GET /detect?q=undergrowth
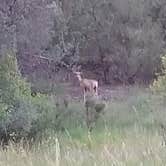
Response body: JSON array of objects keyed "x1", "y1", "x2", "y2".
[{"x1": 1, "y1": 87, "x2": 166, "y2": 166}]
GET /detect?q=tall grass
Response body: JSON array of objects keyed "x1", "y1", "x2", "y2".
[{"x1": 1, "y1": 87, "x2": 166, "y2": 166}]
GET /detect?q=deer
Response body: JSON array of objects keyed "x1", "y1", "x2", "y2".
[{"x1": 73, "y1": 71, "x2": 98, "y2": 103}]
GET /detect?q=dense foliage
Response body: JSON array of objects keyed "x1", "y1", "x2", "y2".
[
  {"x1": 0, "y1": 54, "x2": 60, "y2": 143},
  {"x1": 0, "y1": 0, "x2": 166, "y2": 85}
]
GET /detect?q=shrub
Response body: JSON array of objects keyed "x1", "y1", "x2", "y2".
[
  {"x1": 84, "y1": 93, "x2": 106, "y2": 131},
  {"x1": 0, "y1": 53, "x2": 60, "y2": 144},
  {"x1": 151, "y1": 55, "x2": 166, "y2": 97}
]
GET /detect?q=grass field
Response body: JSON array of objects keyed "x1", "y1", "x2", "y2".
[{"x1": 1, "y1": 86, "x2": 166, "y2": 166}]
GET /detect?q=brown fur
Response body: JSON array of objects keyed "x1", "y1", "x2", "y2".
[{"x1": 73, "y1": 71, "x2": 98, "y2": 102}]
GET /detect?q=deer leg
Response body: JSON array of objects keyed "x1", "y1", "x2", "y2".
[
  {"x1": 94, "y1": 86, "x2": 98, "y2": 96},
  {"x1": 96, "y1": 88, "x2": 98, "y2": 96},
  {"x1": 83, "y1": 89, "x2": 86, "y2": 103},
  {"x1": 84, "y1": 87, "x2": 88, "y2": 103},
  {"x1": 86, "y1": 106, "x2": 89, "y2": 128}
]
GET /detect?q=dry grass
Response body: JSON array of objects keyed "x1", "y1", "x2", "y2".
[
  {"x1": 1, "y1": 86, "x2": 166, "y2": 166},
  {"x1": 0, "y1": 131, "x2": 165, "y2": 166}
]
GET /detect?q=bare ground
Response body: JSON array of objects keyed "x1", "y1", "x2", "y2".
[{"x1": 58, "y1": 83, "x2": 135, "y2": 102}]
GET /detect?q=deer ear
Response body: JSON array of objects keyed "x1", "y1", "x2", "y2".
[{"x1": 77, "y1": 65, "x2": 81, "y2": 70}]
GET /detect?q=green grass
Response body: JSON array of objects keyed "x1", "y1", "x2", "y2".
[{"x1": 1, "y1": 86, "x2": 166, "y2": 166}]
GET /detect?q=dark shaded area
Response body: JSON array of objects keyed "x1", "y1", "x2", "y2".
[{"x1": 0, "y1": 0, "x2": 165, "y2": 87}]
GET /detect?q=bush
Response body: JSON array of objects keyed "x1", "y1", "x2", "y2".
[
  {"x1": 151, "y1": 55, "x2": 166, "y2": 99},
  {"x1": 0, "y1": 53, "x2": 60, "y2": 144},
  {"x1": 84, "y1": 93, "x2": 106, "y2": 131}
]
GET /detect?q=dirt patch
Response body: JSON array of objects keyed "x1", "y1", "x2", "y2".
[{"x1": 58, "y1": 83, "x2": 131, "y2": 102}]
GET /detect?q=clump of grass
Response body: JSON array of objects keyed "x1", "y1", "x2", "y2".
[{"x1": 0, "y1": 127, "x2": 165, "y2": 166}]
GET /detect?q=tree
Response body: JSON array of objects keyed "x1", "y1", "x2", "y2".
[{"x1": 1, "y1": 0, "x2": 165, "y2": 84}]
